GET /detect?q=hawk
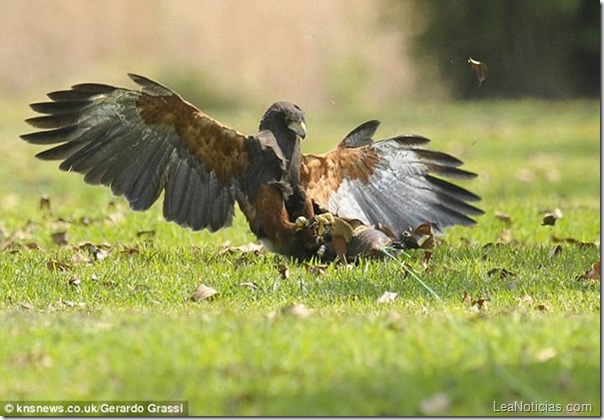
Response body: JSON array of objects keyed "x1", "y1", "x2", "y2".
[{"x1": 21, "y1": 74, "x2": 482, "y2": 260}]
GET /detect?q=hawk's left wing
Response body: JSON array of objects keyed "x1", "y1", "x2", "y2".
[{"x1": 301, "y1": 121, "x2": 483, "y2": 236}]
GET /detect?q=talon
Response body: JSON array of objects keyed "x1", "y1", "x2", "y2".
[
  {"x1": 295, "y1": 216, "x2": 309, "y2": 231},
  {"x1": 316, "y1": 213, "x2": 335, "y2": 226},
  {"x1": 315, "y1": 213, "x2": 335, "y2": 236}
]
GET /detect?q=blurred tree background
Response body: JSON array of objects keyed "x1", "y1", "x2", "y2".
[
  {"x1": 0, "y1": 0, "x2": 599, "y2": 110},
  {"x1": 391, "y1": 0, "x2": 600, "y2": 99}
]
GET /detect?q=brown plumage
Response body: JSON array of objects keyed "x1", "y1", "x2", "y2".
[{"x1": 21, "y1": 74, "x2": 482, "y2": 261}]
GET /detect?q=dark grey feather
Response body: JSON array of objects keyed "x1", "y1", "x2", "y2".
[{"x1": 339, "y1": 120, "x2": 380, "y2": 148}]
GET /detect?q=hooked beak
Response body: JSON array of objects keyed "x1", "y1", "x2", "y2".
[{"x1": 288, "y1": 120, "x2": 307, "y2": 139}]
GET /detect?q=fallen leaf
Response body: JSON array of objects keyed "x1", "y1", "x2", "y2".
[
  {"x1": 494, "y1": 211, "x2": 512, "y2": 225},
  {"x1": 67, "y1": 275, "x2": 81, "y2": 286},
  {"x1": 498, "y1": 228, "x2": 513, "y2": 244},
  {"x1": 77, "y1": 242, "x2": 112, "y2": 262},
  {"x1": 517, "y1": 294, "x2": 534, "y2": 304},
  {"x1": 277, "y1": 264, "x2": 290, "y2": 280},
  {"x1": 422, "y1": 250, "x2": 433, "y2": 269},
  {"x1": 304, "y1": 262, "x2": 327, "y2": 276},
  {"x1": 541, "y1": 208, "x2": 563, "y2": 226},
  {"x1": 71, "y1": 251, "x2": 94, "y2": 266},
  {"x1": 413, "y1": 223, "x2": 434, "y2": 236},
  {"x1": 12, "y1": 351, "x2": 53, "y2": 368},
  {"x1": 280, "y1": 304, "x2": 312, "y2": 318},
  {"x1": 19, "y1": 302, "x2": 34, "y2": 310},
  {"x1": 548, "y1": 245, "x2": 563, "y2": 258},
  {"x1": 471, "y1": 298, "x2": 489, "y2": 311},
  {"x1": 39, "y1": 195, "x2": 51, "y2": 213},
  {"x1": 190, "y1": 284, "x2": 219, "y2": 302},
  {"x1": 46, "y1": 260, "x2": 72, "y2": 272},
  {"x1": 24, "y1": 242, "x2": 43, "y2": 251},
  {"x1": 59, "y1": 299, "x2": 86, "y2": 309},
  {"x1": 408, "y1": 223, "x2": 437, "y2": 249},
  {"x1": 219, "y1": 242, "x2": 265, "y2": 255},
  {"x1": 462, "y1": 291, "x2": 472, "y2": 305},
  {"x1": 551, "y1": 235, "x2": 597, "y2": 249},
  {"x1": 51, "y1": 231, "x2": 69, "y2": 246},
  {"x1": 579, "y1": 260, "x2": 600, "y2": 281},
  {"x1": 419, "y1": 392, "x2": 451, "y2": 415},
  {"x1": 136, "y1": 230, "x2": 156, "y2": 239},
  {"x1": 535, "y1": 347, "x2": 557, "y2": 362},
  {"x1": 385, "y1": 311, "x2": 406, "y2": 331},
  {"x1": 238, "y1": 281, "x2": 258, "y2": 290},
  {"x1": 377, "y1": 291, "x2": 398, "y2": 304},
  {"x1": 106, "y1": 211, "x2": 125, "y2": 225},
  {"x1": 120, "y1": 245, "x2": 141, "y2": 255},
  {"x1": 468, "y1": 57, "x2": 488, "y2": 87},
  {"x1": 487, "y1": 267, "x2": 516, "y2": 278}
]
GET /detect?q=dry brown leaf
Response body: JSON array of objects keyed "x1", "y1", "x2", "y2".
[
  {"x1": 462, "y1": 291, "x2": 472, "y2": 305},
  {"x1": 136, "y1": 230, "x2": 156, "y2": 239},
  {"x1": 548, "y1": 245, "x2": 563, "y2": 258},
  {"x1": 384, "y1": 311, "x2": 406, "y2": 331},
  {"x1": 494, "y1": 211, "x2": 512, "y2": 225},
  {"x1": 579, "y1": 260, "x2": 600, "y2": 281},
  {"x1": 51, "y1": 231, "x2": 69, "y2": 246},
  {"x1": 77, "y1": 242, "x2": 112, "y2": 262},
  {"x1": 487, "y1": 267, "x2": 516, "y2": 278},
  {"x1": 280, "y1": 304, "x2": 312, "y2": 318},
  {"x1": 304, "y1": 262, "x2": 327, "y2": 276},
  {"x1": 468, "y1": 57, "x2": 488, "y2": 87},
  {"x1": 422, "y1": 250, "x2": 433, "y2": 269},
  {"x1": 541, "y1": 208, "x2": 563, "y2": 226},
  {"x1": 59, "y1": 299, "x2": 86, "y2": 309},
  {"x1": 67, "y1": 275, "x2": 82, "y2": 286},
  {"x1": 24, "y1": 242, "x2": 43, "y2": 251},
  {"x1": 377, "y1": 291, "x2": 398, "y2": 304},
  {"x1": 39, "y1": 195, "x2": 51, "y2": 213},
  {"x1": 71, "y1": 251, "x2": 94, "y2": 266},
  {"x1": 190, "y1": 284, "x2": 219, "y2": 302},
  {"x1": 471, "y1": 298, "x2": 489, "y2": 311},
  {"x1": 19, "y1": 302, "x2": 34, "y2": 310},
  {"x1": 12, "y1": 351, "x2": 54, "y2": 368},
  {"x1": 106, "y1": 211, "x2": 125, "y2": 225},
  {"x1": 219, "y1": 242, "x2": 265, "y2": 255},
  {"x1": 238, "y1": 281, "x2": 258, "y2": 290},
  {"x1": 120, "y1": 245, "x2": 141, "y2": 255},
  {"x1": 277, "y1": 264, "x2": 290, "y2": 280},
  {"x1": 499, "y1": 228, "x2": 513, "y2": 243},
  {"x1": 517, "y1": 294, "x2": 534, "y2": 304},
  {"x1": 92, "y1": 248, "x2": 111, "y2": 262},
  {"x1": 419, "y1": 392, "x2": 451, "y2": 415},
  {"x1": 535, "y1": 347, "x2": 557, "y2": 362},
  {"x1": 551, "y1": 235, "x2": 597, "y2": 249},
  {"x1": 46, "y1": 260, "x2": 72, "y2": 272}
]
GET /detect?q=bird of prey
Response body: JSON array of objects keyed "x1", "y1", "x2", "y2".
[{"x1": 21, "y1": 74, "x2": 482, "y2": 260}]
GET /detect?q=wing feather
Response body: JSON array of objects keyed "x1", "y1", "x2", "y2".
[
  {"x1": 22, "y1": 74, "x2": 250, "y2": 231},
  {"x1": 302, "y1": 122, "x2": 483, "y2": 235}
]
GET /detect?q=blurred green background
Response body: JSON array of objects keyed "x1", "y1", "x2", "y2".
[{"x1": 0, "y1": 0, "x2": 598, "y2": 108}]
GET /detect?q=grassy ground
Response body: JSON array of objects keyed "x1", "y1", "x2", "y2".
[{"x1": 0, "y1": 99, "x2": 599, "y2": 416}]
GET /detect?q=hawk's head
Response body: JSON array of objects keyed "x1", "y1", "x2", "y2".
[{"x1": 259, "y1": 101, "x2": 307, "y2": 140}]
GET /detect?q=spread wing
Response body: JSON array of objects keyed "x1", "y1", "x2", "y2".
[
  {"x1": 301, "y1": 121, "x2": 483, "y2": 235},
  {"x1": 21, "y1": 73, "x2": 250, "y2": 231}
]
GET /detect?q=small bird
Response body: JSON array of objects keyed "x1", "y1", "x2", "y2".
[{"x1": 22, "y1": 74, "x2": 482, "y2": 260}]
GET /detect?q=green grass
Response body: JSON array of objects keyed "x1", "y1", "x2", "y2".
[{"x1": 0, "y1": 99, "x2": 599, "y2": 416}]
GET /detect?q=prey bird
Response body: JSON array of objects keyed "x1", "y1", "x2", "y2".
[{"x1": 21, "y1": 74, "x2": 483, "y2": 260}]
